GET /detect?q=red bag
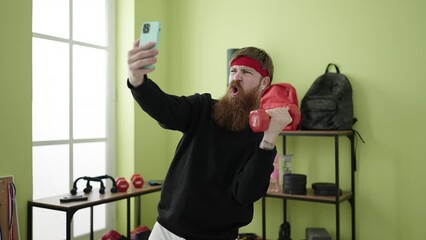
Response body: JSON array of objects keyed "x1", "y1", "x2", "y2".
[{"x1": 260, "y1": 83, "x2": 301, "y2": 131}]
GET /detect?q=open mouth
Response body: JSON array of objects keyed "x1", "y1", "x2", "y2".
[{"x1": 230, "y1": 86, "x2": 239, "y2": 96}]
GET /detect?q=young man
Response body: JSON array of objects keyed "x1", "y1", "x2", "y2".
[{"x1": 127, "y1": 41, "x2": 292, "y2": 240}]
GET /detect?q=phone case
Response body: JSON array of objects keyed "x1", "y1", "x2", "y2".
[
  {"x1": 139, "y1": 21, "x2": 161, "y2": 69},
  {"x1": 60, "y1": 195, "x2": 88, "y2": 203}
]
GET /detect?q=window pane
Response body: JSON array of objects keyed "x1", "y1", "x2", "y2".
[
  {"x1": 73, "y1": 45, "x2": 107, "y2": 139},
  {"x1": 73, "y1": 0, "x2": 107, "y2": 46},
  {"x1": 33, "y1": 145, "x2": 69, "y2": 199},
  {"x1": 73, "y1": 142, "x2": 106, "y2": 181},
  {"x1": 33, "y1": 209, "x2": 66, "y2": 240},
  {"x1": 74, "y1": 206, "x2": 106, "y2": 236},
  {"x1": 32, "y1": 0, "x2": 69, "y2": 38},
  {"x1": 32, "y1": 38, "x2": 70, "y2": 141},
  {"x1": 32, "y1": 0, "x2": 113, "y2": 238},
  {"x1": 73, "y1": 142, "x2": 107, "y2": 234}
]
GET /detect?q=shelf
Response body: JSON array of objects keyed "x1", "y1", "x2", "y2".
[
  {"x1": 261, "y1": 130, "x2": 356, "y2": 240},
  {"x1": 266, "y1": 189, "x2": 353, "y2": 204},
  {"x1": 280, "y1": 130, "x2": 353, "y2": 137}
]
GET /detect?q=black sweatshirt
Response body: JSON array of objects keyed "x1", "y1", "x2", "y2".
[{"x1": 129, "y1": 76, "x2": 276, "y2": 240}]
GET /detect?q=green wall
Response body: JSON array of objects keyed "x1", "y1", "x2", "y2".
[
  {"x1": 0, "y1": 0, "x2": 32, "y2": 238},
  {"x1": 116, "y1": 0, "x2": 136, "y2": 232},
  {"x1": 119, "y1": 0, "x2": 426, "y2": 239},
  {"x1": 116, "y1": 0, "x2": 173, "y2": 233},
  {"x1": 2, "y1": 0, "x2": 424, "y2": 239}
]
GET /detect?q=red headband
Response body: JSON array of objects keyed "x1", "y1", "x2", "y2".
[{"x1": 230, "y1": 56, "x2": 269, "y2": 77}]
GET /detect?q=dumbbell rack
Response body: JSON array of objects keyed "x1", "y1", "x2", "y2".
[{"x1": 27, "y1": 183, "x2": 162, "y2": 240}]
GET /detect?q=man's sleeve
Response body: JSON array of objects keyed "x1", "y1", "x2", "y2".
[
  {"x1": 128, "y1": 76, "x2": 204, "y2": 132},
  {"x1": 233, "y1": 147, "x2": 276, "y2": 205}
]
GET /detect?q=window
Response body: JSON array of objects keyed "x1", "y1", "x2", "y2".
[{"x1": 32, "y1": 0, "x2": 115, "y2": 239}]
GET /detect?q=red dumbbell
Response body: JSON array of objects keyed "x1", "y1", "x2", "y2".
[
  {"x1": 116, "y1": 177, "x2": 129, "y2": 192},
  {"x1": 130, "y1": 226, "x2": 150, "y2": 240},
  {"x1": 249, "y1": 109, "x2": 270, "y2": 132},
  {"x1": 249, "y1": 104, "x2": 301, "y2": 132},
  {"x1": 101, "y1": 229, "x2": 126, "y2": 240},
  {"x1": 131, "y1": 174, "x2": 144, "y2": 188}
]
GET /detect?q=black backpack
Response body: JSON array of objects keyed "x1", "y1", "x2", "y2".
[{"x1": 300, "y1": 63, "x2": 356, "y2": 130}]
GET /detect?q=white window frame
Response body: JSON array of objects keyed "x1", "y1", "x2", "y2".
[{"x1": 32, "y1": 1, "x2": 116, "y2": 239}]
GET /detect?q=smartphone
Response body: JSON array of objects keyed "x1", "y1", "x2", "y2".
[
  {"x1": 139, "y1": 21, "x2": 161, "y2": 69},
  {"x1": 148, "y1": 180, "x2": 164, "y2": 186},
  {"x1": 60, "y1": 195, "x2": 88, "y2": 203}
]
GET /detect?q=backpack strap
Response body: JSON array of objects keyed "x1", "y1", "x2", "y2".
[{"x1": 325, "y1": 63, "x2": 340, "y2": 73}]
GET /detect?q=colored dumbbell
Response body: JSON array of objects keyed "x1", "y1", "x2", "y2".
[
  {"x1": 249, "y1": 104, "x2": 300, "y2": 132},
  {"x1": 101, "y1": 229, "x2": 126, "y2": 240},
  {"x1": 131, "y1": 174, "x2": 144, "y2": 188},
  {"x1": 249, "y1": 109, "x2": 270, "y2": 132},
  {"x1": 116, "y1": 177, "x2": 129, "y2": 192},
  {"x1": 131, "y1": 226, "x2": 151, "y2": 239}
]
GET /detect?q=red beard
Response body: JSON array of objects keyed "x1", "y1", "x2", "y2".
[{"x1": 213, "y1": 81, "x2": 261, "y2": 132}]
